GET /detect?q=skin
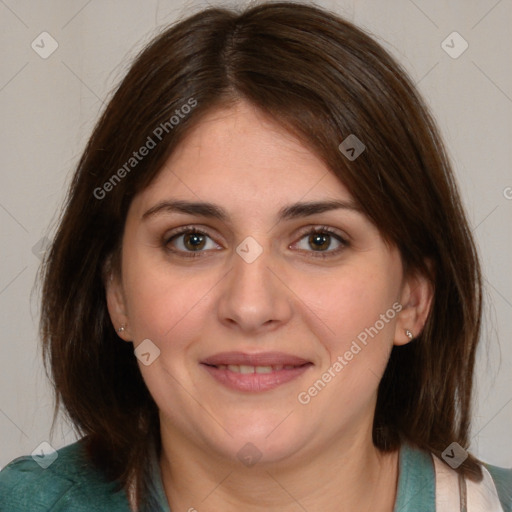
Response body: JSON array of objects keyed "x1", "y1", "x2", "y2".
[{"x1": 106, "y1": 100, "x2": 433, "y2": 511}]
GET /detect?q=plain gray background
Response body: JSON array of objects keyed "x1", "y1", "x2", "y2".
[{"x1": 0, "y1": 0, "x2": 511, "y2": 469}]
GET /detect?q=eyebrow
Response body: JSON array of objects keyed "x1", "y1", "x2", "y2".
[{"x1": 142, "y1": 199, "x2": 362, "y2": 222}]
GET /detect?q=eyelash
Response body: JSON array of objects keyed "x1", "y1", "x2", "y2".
[{"x1": 163, "y1": 225, "x2": 349, "y2": 260}]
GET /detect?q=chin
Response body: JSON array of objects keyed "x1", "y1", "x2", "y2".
[{"x1": 203, "y1": 416, "x2": 310, "y2": 467}]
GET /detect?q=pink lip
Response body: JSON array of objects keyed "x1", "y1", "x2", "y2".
[{"x1": 200, "y1": 351, "x2": 313, "y2": 392}]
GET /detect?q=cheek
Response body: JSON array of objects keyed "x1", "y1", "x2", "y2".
[
  {"x1": 120, "y1": 234, "x2": 203, "y2": 338},
  {"x1": 123, "y1": 262, "x2": 215, "y2": 404},
  {"x1": 290, "y1": 263, "x2": 400, "y2": 409},
  {"x1": 292, "y1": 264, "x2": 399, "y2": 350},
  {"x1": 124, "y1": 263, "x2": 211, "y2": 344}
]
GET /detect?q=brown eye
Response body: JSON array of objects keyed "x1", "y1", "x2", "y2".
[
  {"x1": 308, "y1": 232, "x2": 331, "y2": 251},
  {"x1": 293, "y1": 227, "x2": 348, "y2": 258},
  {"x1": 165, "y1": 228, "x2": 220, "y2": 256},
  {"x1": 182, "y1": 232, "x2": 207, "y2": 251}
]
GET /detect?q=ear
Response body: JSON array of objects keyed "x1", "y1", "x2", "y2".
[
  {"x1": 394, "y1": 265, "x2": 434, "y2": 346},
  {"x1": 104, "y1": 265, "x2": 132, "y2": 342}
]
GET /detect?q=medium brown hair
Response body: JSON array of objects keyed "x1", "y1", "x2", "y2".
[{"x1": 40, "y1": 1, "x2": 483, "y2": 507}]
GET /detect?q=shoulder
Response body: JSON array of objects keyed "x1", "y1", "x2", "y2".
[
  {"x1": 0, "y1": 440, "x2": 131, "y2": 512},
  {"x1": 398, "y1": 441, "x2": 512, "y2": 512},
  {"x1": 484, "y1": 463, "x2": 512, "y2": 512}
]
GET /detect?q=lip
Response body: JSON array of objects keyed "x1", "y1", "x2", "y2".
[{"x1": 200, "y1": 351, "x2": 313, "y2": 392}]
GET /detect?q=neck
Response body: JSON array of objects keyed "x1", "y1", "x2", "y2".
[{"x1": 158, "y1": 425, "x2": 399, "y2": 512}]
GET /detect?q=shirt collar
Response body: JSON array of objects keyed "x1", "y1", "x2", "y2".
[{"x1": 393, "y1": 441, "x2": 436, "y2": 511}]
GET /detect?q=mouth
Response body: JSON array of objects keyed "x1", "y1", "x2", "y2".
[
  {"x1": 211, "y1": 363, "x2": 302, "y2": 373},
  {"x1": 200, "y1": 352, "x2": 313, "y2": 392}
]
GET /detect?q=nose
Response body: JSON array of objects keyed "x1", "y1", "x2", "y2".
[{"x1": 216, "y1": 242, "x2": 293, "y2": 334}]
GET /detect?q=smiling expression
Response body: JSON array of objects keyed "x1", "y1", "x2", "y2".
[{"x1": 106, "y1": 100, "x2": 417, "y2": 467}]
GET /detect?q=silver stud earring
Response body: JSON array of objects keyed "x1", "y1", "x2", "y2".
[
  {"x1": 405, "y1": 329, "x2": 413, "y2": 340},
  {"x1": 117, "y1": 325, "x2": 126, "y2": 333}
]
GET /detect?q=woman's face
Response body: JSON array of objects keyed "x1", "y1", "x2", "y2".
[{"x1": 107, "y1": 100, "x2": 425, "y2": 467}]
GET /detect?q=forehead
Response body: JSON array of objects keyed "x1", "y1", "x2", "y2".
[{"x1": 132, "y1": 101, "x2": 354, "y2": 217}]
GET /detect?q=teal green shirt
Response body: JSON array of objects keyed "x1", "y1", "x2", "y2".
[{"x1": 0, "y1": 440, "x2": 510, "y2": 511}]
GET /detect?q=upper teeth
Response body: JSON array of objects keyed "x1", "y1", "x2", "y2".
[{"x1": 216, "y1": 364, "x2": 296, "y2": 373}]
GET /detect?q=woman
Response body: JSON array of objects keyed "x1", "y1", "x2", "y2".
[{"x1": 0, "y1": 2, "x2": 510, "y2": 511}]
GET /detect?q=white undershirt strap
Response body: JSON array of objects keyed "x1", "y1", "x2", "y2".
[{"x1": 433, "y1": 454, "x2": 504, "y2": 512}]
